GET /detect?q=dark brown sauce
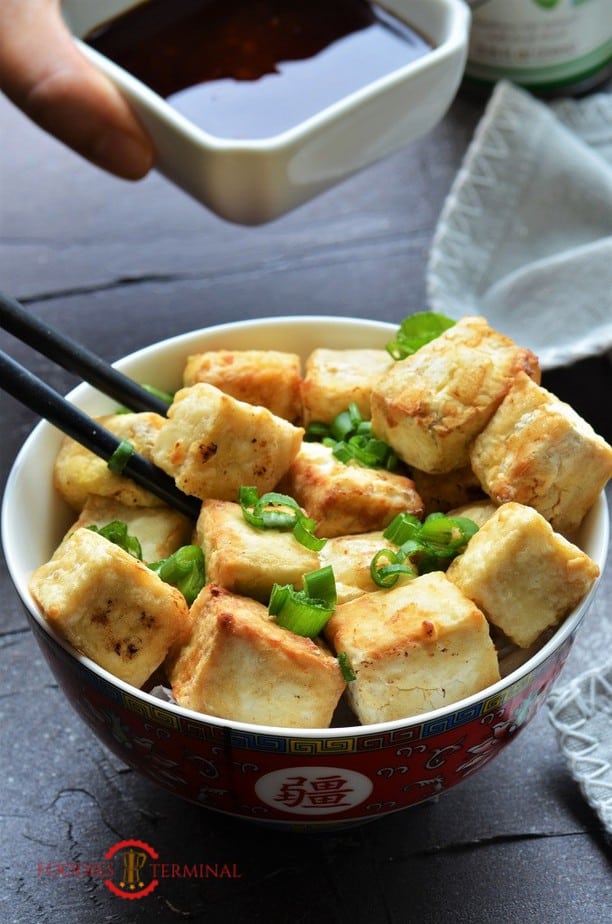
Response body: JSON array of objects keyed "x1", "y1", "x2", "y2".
[{"x1": 86, "y1": 0, "x2": 432, "y2": 139}]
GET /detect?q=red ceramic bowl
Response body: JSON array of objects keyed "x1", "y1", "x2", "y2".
[{"x1": 2, "y1": 317, "x2": 608, "y2": 830}]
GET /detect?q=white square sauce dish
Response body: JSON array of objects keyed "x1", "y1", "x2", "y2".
[{"x1": 61, "y1": 0, "x2": 470, "y2": 224}]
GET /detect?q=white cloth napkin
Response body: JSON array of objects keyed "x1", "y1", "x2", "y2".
[
  {"x1": 427, "y1": 80, "x2": 612, "y2": 370},
  {"x1": 547, "y1": 662, "x2": 612, "y2": 840}
]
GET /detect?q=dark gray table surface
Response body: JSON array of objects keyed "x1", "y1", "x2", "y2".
[{"x1": 1, "y1": 79, "x2": 611, "y2": 924}]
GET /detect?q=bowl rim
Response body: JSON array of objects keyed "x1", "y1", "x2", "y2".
[
  {"x1": 69, "y1": 0, "x2": 471, "y2": 151},
  {"x1": 2, "y1": 314, "x2": 608, "y2": 740}
]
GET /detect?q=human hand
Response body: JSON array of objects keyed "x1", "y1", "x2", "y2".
[{"x1": 0, "y1": 0, "x2": 154, "y2": 179}]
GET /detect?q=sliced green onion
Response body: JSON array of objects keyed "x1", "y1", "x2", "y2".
[
  {"x1": 269, "y1": 590, "x2": 333, "y2": 638},
  {"x1": 107, "y1": 438, "x2": 135, "y2": 474},
  {"x1": 329, "y1": 441, "x2": 353, "y2": 464},
  {"x1": 303, "y1": 565, "x2": 337, "y2": 606},
  {"x1": 370, "y1": 548, "x2": 415, "y2": 588},
  {"x1": 304, "y1": 421, "x2": 330, "y2": 441},
  {"x1": 115, "y1": 384, "x2": 175, "y2": 414},
  {"x1": 418, "y1": 514, "x2": 479, "y2": 557},
  {"x1": 148, "y1": 545, "x2": 205, "y2": 605},
  {"x1": 142, "y1": 383, "x2": 175, "y2": 405},
  {"x1": 386, "y1": 312, "x2": 456, "y2": 360},
  {"x1": 337, "y1": 435, "x2": 397, "y2": 470},
  {"x1": 239, "y1": 486, "x2": 327, "y2": 550},
  {"x1": 292, "y1": 515, "x2": 327, "y2": 552},
  {"x1": 239, "y1": 486, "x2": 300, "y2": 529},
  {"x1": 414, "y1": 551, "x2": 443, "y2": 574},
  {"x1": 87, "y1": 520, "x2": 142, "y2": 560},
  {"x1": 259, "y1": 507, "x2": 298, "y2": 529},
  {"x1": 338, "y1": 652, "x2": 356, "y2": 682},
  {"x1": 383, "y1": 512, "x2": 422, "y2": 546},
  {"x1": 396, "y1": 537, "x2": 422, "y2": 558},
  {"x1": 269, "y1": 567, "x2": 337, "y2": 638},
  {"x1": 372, "y1": 511, "x2": 480, "y2": 585},
  {"x1": 308, "y1": 404, "x2": 397, "y2": 471},
  {"x1": 329, "y1": 408, "x2": 355, "y2": 442},
  {"x1": 238, "y1": 484, "x2": 260, "y2": 510}
]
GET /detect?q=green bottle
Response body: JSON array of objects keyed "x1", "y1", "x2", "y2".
[{"x1": 464, "y1": 0, "x2": 612, "y2": 96}]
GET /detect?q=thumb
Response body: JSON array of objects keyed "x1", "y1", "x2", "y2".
[{"x1": 0, "y1": 1, "x2": 154, "y2": 179}]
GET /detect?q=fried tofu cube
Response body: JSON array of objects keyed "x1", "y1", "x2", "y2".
[
  {"x1": 54, "y1": 412, "x2": 167, "y2": 511},
  {"x1": 29, "y1": 527, "x2": 190, "y2": 687},
  {"x1": 411, "y1": 463, "x2": 486, "y2": 516},
  {"x1": 183, "y1": 349, "x2": 302, "y2": 423},
  {"x1": 280, "y1": 441, "x2": 424, "y2": 538},
  {"x1": 325, "y1": 572, "x2": 500, "y2": 723},
  {"x1": 470, "y1": 372, "x2": 612, "y2": 535},
  {"x1": 196, "y1": 499, "x2": 319, "y2": 602},
  {"x1": 168, "y1": 585, "x2": 346, "y2": 728},
  {"x1": 370, "y1": 316, "x2": 540, "y2": 473},
  {"x1": 301, "y1": 348, "x2": 393, "y2": 426},
  {"x1": 65, "y1": 496, "x2": 193, "y2": 562},
  {"x1": 446, "y1": 502, "x2": 600, "y2": 648},
  {"x1": 319, "y1": 531, "x2": 399, "y2": 603},
  {"x1": 152, "y1": 383, "x2": 303, "y2": 501}
]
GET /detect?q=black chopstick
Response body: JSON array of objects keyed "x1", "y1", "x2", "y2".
[
  {"x1": 0, "y1": 291, "x2": 170, "y2": 415},
  {"x1": 0, "y1": 350, "x2": 200, "y2": 520}
]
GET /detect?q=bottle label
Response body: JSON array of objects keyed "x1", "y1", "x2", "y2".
[{"x1": 465, "y1": 0, "x2": 612, "y2": 88}]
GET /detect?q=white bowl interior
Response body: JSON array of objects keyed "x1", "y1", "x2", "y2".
[{"x1": 2, "y1": 317, "x2": 608, "y2": 738}]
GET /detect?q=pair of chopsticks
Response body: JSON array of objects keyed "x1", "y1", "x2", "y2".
[{"x1": 0, "y1": 291, "x2": 200, "y2": 519}]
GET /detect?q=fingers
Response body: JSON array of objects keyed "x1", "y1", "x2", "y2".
[{"x1": 0, "y1": 0, "x2": 154, "y2": 179}]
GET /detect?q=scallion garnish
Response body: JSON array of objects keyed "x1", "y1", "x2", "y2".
[
  {"x1": 269, "y1": 566, "x2": 337, "y2": 638},
  {"x1": 87, "y1": 520, "x2": 143, "y2": 560},
  {"x1": 338, "y1": 652, "x2": 356, "y2": 682},
  {"x1": 370, "y1": 548, "x2": 416, "y2": 588},
  {"x1": 417, "y1": 514, "x2": 479, "y2": 556},
  {"x1": 292, "y1": 515, "x2": 326, "y2": 551},
  {"x1": 142, "y1": 383, "x2": 175, "y2": 406},
  {"x1": 386, "y1": 312, "x2": 455, "y2": 360},
  {"x1": 148, "y1": 545, "x2": 205, "y2": 605},
  {"x1": 115, "y1": 384, "x2": 176, "y2": 413},
  {"x1": 370, "y1": 511, "x2": 479, "y2": 587},
  {"x1": 329, "y1": 403, "x2": 360, "y2": 441},
  {"x1": 107, "y1": 438, "x2": 135, "y2": 474},
  {"x1": 304, "y1": 421, "x2": 329, "y2": 441},
  {"x1": 239, "y1": 486, "x2": 327, "y2": 551},
  {"x1": 382, "y1": 512, "x2": 423, "y2": 546},
  {"x1": 303, "y1": 564, "x2": 337, "y2": 606},
  {"x1": 306, "y1": 404, "x2": 397, "y2": 471}
]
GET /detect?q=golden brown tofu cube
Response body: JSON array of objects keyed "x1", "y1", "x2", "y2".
[
  {"x1": 196, "y1": 499, "x2": 319, "y2": 602},
  {"x1": 325, "y1": 572, "x2": 500, "y2": 723},
  {"x1": 470, "y1": 372, "x2": 612, "y2": 535},
  {"x1": 29, "y1": 528, "x2": 190, "y2": 687},
  {"x1": 54, "y1": 412, "x2": 167, "y2": 511},
  {"x1": 183, "y1": 349, "x2": 302, "y2": 423},
  {"x1": 152, "y1": 383, "x2": 304, "y2": 501},
  {"x1": 301, "y1": 348, "x2": 393, "y2": 426},
  {"x1": 280, "y1": 442, "x2": 424, "y2": 538},
  {"x1": 168, "y1": 585, "x2": 346, "y2": 728},
  {"x1": 66, "y1": 496, "x2": 193, "y2": 562},
  {"x1": 370, "y1": 316, "x2": 540, "y2": 473},
  {"x1": 446, "y1": 502, "x2": 600, "y2": 648}
]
